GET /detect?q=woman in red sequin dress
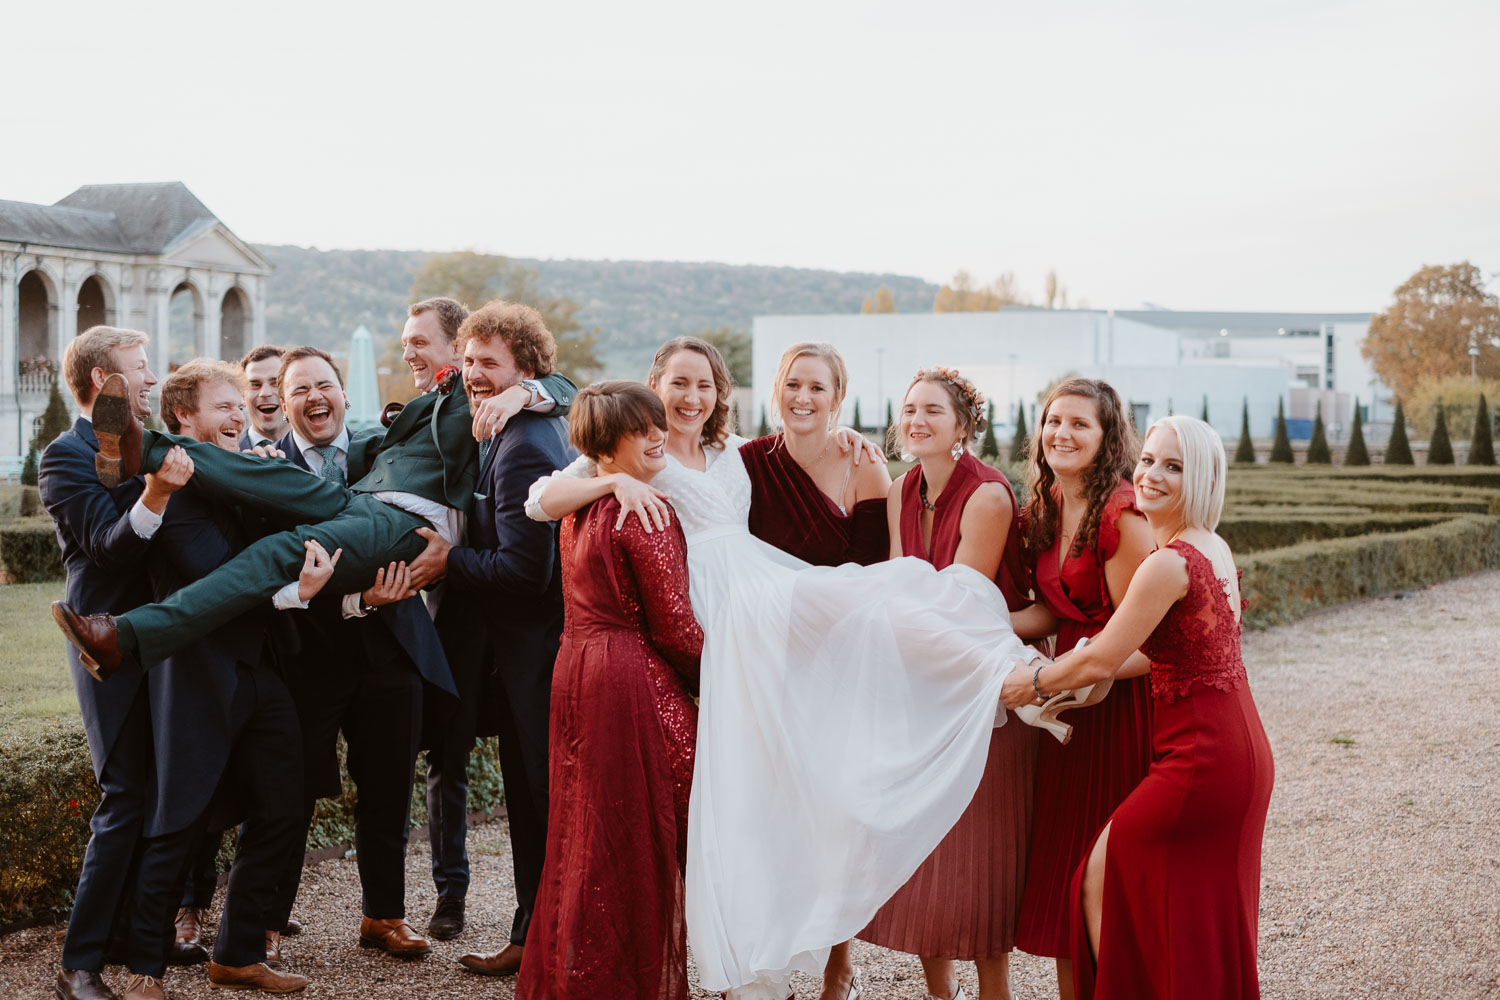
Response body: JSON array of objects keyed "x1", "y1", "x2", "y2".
[
  {"x1": 518, "y1": 382, "x2": 705, "y2": 1000},
  {"x1": 1013, "y1": 380, "x2": 1156, "y2": 1000},
  {"x1": 858, "y1": 368, "x2": 1039, "y2": 1000},
  {"x1": 1002, "y1": 417, "x2": 1275, "y2": 1000}
]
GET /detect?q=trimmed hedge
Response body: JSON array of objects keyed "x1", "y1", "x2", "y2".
[
  {"x1": 0, "y1": 518, "x2": 63, "y2": 582},
  {"x1": 1219, "y1": 514, "x2": 1445, "y2": 554}
]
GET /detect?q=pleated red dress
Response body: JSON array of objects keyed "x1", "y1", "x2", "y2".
[
  {"x1": 740, "y1": 434, "x2": 889, "y2": 566},
  {"x1": 858, "y1": 452, "x2": 1038, "y2": 959},
  {"x1": 1014, "y1": 481, "x2": 1155, "y2": 957},
  {"x1": 517, "y1": 497, "x2": 704, "y2": 1000},
  {"x1": 1072, "y1": 541, "x2": 1274, "y2": 1000}
]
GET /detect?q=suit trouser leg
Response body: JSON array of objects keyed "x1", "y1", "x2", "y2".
[
  {"x1": 343, "y1": 663, "x2": 423, "y2": 920},
  {"x1": 124, "y1": 817, "x2": 202, "y2": 977},
  {"x1": 180, "y1": 829, "x2": 222, "y2": 910},
  {"x1": 141, "y1": 431, "x2": 350, "y2": 524},
  {"x1": 61, "y1": 690, "x2": 151, "y2": 972},
  {"x1": 491, "y1": 665, "x2": 552, "y2": 947},
  {"x1": 215, "y1": 665, "x2": 304, "y2": 967},
  {"x1": 425, "y1": 692, "x2": 478, "y2": 899}
]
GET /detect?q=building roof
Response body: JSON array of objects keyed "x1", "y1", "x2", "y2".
[
  {"x1": 0, "y1": 181, "x2": 222, "y2": 255},
  {"x1": 1113, "y1": 309, "x2": 1372, "y2": 338}
]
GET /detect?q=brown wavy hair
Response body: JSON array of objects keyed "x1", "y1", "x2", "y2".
[
  {"x1": 1022, "y1": 378, "x2": 1138, "y2": 558},
  {"x1": 885, "y1": 366, "x2": 988, "y2": 458},
  {"x1": 647, "y1": 336, "x2": 735, "y2": 448}
]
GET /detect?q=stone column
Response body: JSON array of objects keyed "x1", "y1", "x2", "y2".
[
  {"x1": 201, "y1": 275, "x2": 223, "y2": 361},
  {"x1": 148, "y1": 270, "x2": 171, "y2": 379},
  {"x1": 0, "y1": 260, "x2": 15, "y2": 402},
  {"x1": 55, "y1": 257, "x2": 78, "y2": 365}
]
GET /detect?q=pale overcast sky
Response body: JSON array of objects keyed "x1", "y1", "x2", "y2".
[{"x1": 4, "y1": 0, "x2": 1497, "y2": 312}]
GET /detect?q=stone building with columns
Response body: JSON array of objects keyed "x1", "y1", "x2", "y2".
[{"x1": 0, "y1": 181, "x2": 269, "y2": 465}]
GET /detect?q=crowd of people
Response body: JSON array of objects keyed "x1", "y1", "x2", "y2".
[{"x1": 41, "y1": 300, "x2": 1274, "y2": 1000}]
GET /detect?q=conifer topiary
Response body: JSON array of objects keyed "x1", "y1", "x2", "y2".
[
  {"x1": 1234, "y1": 398, "x2": 1256, "y2": 464},
  {"x1": 1269, "y1": 398, "x2": 1294, "y2": 463},
  {"x1": 1305, "y1": 402, "x2": 1332, "y2": 464},
  {"x1": 980, "y1": 400, "x2": 999, "y2": 459},
  {"x1": 1384, "y1": 400, "x2": 1414, "y2": 465},
  {"x1": 1011, "y1": 403, "x2": 1030, "y2": 462},
  {"x1": 1200, "y1": 395, "x2": 1209, "y2": 423},
  {"x1": 757, "y1": 405, "x2": 770, "y2": 438},
  {"x1": 1427, "y1": 403, "x2": 1454, "y2": 465},
  {"x1": 20, "y1": 443, "x2": 39, "y2": 486},
  {"x1": 1470, "y1": 394, "x2": 1496, "y2": 466},
  {"x1": 37, "y1": 376, "x2": 72, "y2": 446},
  {"x1": 884, "y1": 401, "x2": 895, "y2": 451},
  {"x1": 1345, "y1": 398, "x2": 1370, "y2": 466}
]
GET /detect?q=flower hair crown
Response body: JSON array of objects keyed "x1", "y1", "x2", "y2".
[{"x1": 912, "y1": 366, "x2": 986, "y2": 431}]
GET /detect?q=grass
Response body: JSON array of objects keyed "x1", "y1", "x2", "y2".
[{"x1": 0, "y1": 579, "x2": 74, "y2": 723}]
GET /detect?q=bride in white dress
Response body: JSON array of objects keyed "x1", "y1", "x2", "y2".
[{"x1": 526, "y1": 338, "x2": 1044, "y2": 999}]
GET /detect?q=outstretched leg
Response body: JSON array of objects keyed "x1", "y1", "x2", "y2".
[
  {"x1": 1082, "y1": 821, "x2": 1112, "y2": 958},
  {"x1": 139, "y1": 430, "x2": 351, "y2": 526}
]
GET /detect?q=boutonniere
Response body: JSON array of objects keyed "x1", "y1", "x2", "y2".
[{"x1": 434, "y1": 365, "x2": 461, "y2": 395}]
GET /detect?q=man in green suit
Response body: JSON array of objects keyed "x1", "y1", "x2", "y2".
[{"x1": 53, "y1": 340, "x2": 576, "y2": 678}]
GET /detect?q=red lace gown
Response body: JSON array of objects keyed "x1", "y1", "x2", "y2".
[
  {"x1": 859, "y1": 452, "x2": 1038, "y2": 958},
  {"x1": 1016, "y1": 481, "x2": 1155, "y2": 956},
  {"x1": 517, "y1": 497, "x2": 704, "y2": 1000},
  {"x1": 740, "y1": 433, "x2": 889, "y2": 566},
  {"x1": 1072, "y1": 541, "x2": 1274, "y2": 1000}
]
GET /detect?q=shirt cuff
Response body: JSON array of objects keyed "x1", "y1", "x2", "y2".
[
  {"x1": 521, "y1": 379, "x2": 556, "y2": 414},
  {"x1": 272, "y1": 581, "x2": 309, "y2": 611},
  {"x1": 341, "y1": 592, "x2": 369, "y2": 619},
  {"x1": 128, "y1": 497, "x2": 163, "y2": 540}
]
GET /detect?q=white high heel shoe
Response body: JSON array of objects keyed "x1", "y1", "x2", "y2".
[
  {"x1": 926, "y1": 988, "x2": 966, "y2": 1000},
  {"x1": 1014, "y1": 637, "x2": 1113, "y2": 744}
]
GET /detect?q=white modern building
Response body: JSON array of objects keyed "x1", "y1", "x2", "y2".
[
  {"x1": 1, "y1": 182, "x2": 270, "y2": 464},
  {"x1": 751, "y1": 308, "x2": 1382, "y2": 445}
]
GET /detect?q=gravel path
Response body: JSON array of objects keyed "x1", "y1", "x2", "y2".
[{"x1": 3, "y1": 570, "x2": 1497, "y2": 998}]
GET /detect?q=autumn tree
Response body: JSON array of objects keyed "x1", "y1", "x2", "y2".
[
  {"x1": 1043, "y1": 269, "x2": 1072, "y2": 309},
  {"x1": 1361, "y1": 262, "x2": 1500, "y2": 403},
  {"x1": 933, "y1": 270, "x2": 1030, "y2": 312},
  {"x1": 410, "y1": 251, "x2": 603, "y2": 383},
  {"x1": 694, "y1": 327, "x2": 752, "y2": 385},
  {"x1": 861, "y1": 285, "x2": 897, "y2": 314}
]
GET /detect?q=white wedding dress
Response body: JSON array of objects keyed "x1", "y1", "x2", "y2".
[{"x1": 529, "y1": 437, "x2": 1040, "y2": 998}]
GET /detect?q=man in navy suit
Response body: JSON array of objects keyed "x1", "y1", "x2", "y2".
[
  {"x1": 237, "y1": 344, "x2": 287, "y2": 450},
  {"x1": 400, "y1": 301, "x2": 574, "y2": 977},
  {"x1": 40, "y1": 326, "x2": 191, "y2": 1000}
]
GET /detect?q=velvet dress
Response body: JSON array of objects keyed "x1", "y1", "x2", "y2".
[
  {"x1": 858, "y1": 451, "x2": 1039, "y2": 959},
  {"x1": 1072, "y1": 541, "x2": 1274, "y2": 999},
  {"x1": 740, "y1": 433, "x2": 889, "y2": 566},
  {"x1": 517, "y1": 497, "x2": 704, "y2": 1000},
  {"x1": 1014, "y1": 480, "x2": 1156, "y2": 957}
]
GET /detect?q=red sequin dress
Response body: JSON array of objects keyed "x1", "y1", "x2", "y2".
[
  {"x1": 859, "y1": 452, "x2": 1039, "y2": 958},
  {"x1": 1071, "y1": 541, "x2": 1274, "y2": 1000},
  {"x1": 517, "y1": 497, "x2": 704, "y2": 1000},
  {"x1": 1016, "y1": 481, "x2": 1155, "y2": 956},
  {"x1": 740, "y1": 433, "x2": 889, "y2": 566}
]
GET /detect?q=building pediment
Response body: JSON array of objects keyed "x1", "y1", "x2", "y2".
[{"x1": 160, "y1": 222, "x2": 271, "y2": 274}]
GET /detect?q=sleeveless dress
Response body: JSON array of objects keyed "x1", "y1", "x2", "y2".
[
  {"x1": 517, "y1": 499, "x2": 703, "y2": 1000},
  {"x1": 529, "y1": 439, "x2": 1045, "y2": 999},
  {"x1": 740, "y1": 433, "x2": 889, "y2": 566},
  {"x1": 1071, "y1": 541, "x2": 1274, "y2": 1000},
  {"x1": 1016, "y1": 481, "x2": 1155, "y2": 956},
  {"x1": 859, "y1": 452, "x2": 1038, "y2": 958}
]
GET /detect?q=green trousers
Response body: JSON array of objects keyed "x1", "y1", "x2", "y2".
[{"x1": 119, "y1": 432, "x2": 428, "y2": 668}]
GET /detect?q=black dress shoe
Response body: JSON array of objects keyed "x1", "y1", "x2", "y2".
[
  {"x1": 426, "y1": 896, "x2": 464, "y2": 941},
  {"x1": 55, "y1": 968, "x2": 120, "y2": 1000}
]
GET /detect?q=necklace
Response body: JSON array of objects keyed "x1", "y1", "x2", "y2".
[{"x1": 919, "y1": 476, "x2": 936, "y2": 511}]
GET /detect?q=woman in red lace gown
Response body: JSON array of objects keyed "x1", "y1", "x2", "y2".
[
  {"x1": 858, "y1": 368, "x2": 1039, "y2": 1000},
  {"x1": 518, "y1": 382, "x2": 705, "y2": 1000},
  {"x1": 1002, "y1": 417, "x2": 1275, "y2": 1000},
  {"x1": 1013, "y1": 380, "x2": 1156, "y2": 999}
]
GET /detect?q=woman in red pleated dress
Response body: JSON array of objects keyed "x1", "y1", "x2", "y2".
[
  {"x1": 517, "y1": 382, "x2": 705, "y2": 1000},
  {"x1": 1002, "y1": 416, "x2": 1275, "y2": 1000},
  {"x1": 1013, "y1": 379, "x2": 1156, "y2": 1000},
  {"x1": 857, "y1": 367, "x2": 1038, "y2": 1000}
]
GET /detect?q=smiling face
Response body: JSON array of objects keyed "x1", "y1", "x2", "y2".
[
  {"x1": 1041, "y1": 393, "x2": 1105, "y2": 478},
  {"x1": 599, "y1": 425, "x2": 669, "y2": 482},
  {"x1": 402, "y1": 310, "x2": 459, "y2": 393},
  {"x1": 1134, "y1": 425, "x2": 1184, "y2": 519},
  {"x1": 463, "y1": 335, "x2": 531, "y2": 406},
  {"x1": 106, "y1": 344, "x2": 157, "y2": 419},
  {"x1": 900, "y1": 380, "x2": 964, "y2": 460},
  {"x1": 779, "y1": 355, "x2": 838, "y2": 435},
  {"x1": 241, "y1": 355, "x2": 285, "y2": 439},
  {"x1": 651, "y1": 349, "x2": 716, "y2": 443},
  {"x1": 281, "y1": 356, "x2": 347, "y2": 447},
  {"x1": 177, "y1": 379, "x2": 247, "y2": 451}
]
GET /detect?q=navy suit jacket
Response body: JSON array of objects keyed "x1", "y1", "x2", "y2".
[{"x1": 38, "y1": 419, "x2": 154, "y2": 778}]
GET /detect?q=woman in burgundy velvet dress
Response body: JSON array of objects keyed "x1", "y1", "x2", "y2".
[
  {"x1": 518, "y1": 382, "x2": 705, "y2": 1000},
  {"x1": 858, "y1": 368, "x2": 1039, "y2": 1000},
  {"x1": 1002, "y1": 416, "x2": 1275, "y2": 1000},
  {"x1": 1012, "y1": 379, "x2": 1156, "y2": 1000}
]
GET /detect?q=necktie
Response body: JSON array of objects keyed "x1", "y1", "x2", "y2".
[{"x1": 312, "y1": 444, "x2": 345, "y2": 485}]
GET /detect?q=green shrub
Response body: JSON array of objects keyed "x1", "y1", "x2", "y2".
[
  {"x1": 0, "y1": 518, "x2": 62, "y2": 582},
  {"x1": 1346, "y1": 400, "x2": 1371, "y2": 466},
  {"x1": 21, "y1": 487, "x2": 42, "y2": 518},
  {"x1": 1428, "y1": 404, "x2": 1454, "y2": 465},
  {"x1": 980, "y1": 401, "x2": 999, "y2": 459},
  {"x1": 1472, "y1": 394, "x2": 1495, "y2": 466},
  {"x1": 1385, "y1": 400, "x2": 1414, "y2": 465},
  {"x1": 1010, "y1": 402, "x2": 1029, "y2": 463},
  {"x1": 20, "y1": 446, "x2": 39, "y2": 487},
  {"x1": 1306, "y1": 404, "x2": 1332, "y2": 464},
  {"x1": 1219, "y1": 514, "x2": 1445, "y2": 554},
  {"x1": 1234, "y1": 398, "x2": 1256, "y2": 464},
  {"x1": 1269, "y1": 398, "x2": 1294, "y2": 463}
]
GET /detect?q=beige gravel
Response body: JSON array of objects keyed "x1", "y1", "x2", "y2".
[{"x1": 3, "y1": 570, "x2": 1498, "y2": 999}]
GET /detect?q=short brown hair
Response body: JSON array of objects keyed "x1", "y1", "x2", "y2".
[
  {"x1": 160, "y1": 359, "x2": 247, "y2": 433},
  {"x1": 455, "y1": 300, "x2": 556, "y2": 377},
  {"x1": 277, "y1": 346, "x2": 344, "y2": 393},
  {"x1": 647, "y1": 336, "x2": 735, "y2": 448},
  {"x1": 63, "y1": 326, "x2": 148, "y2": 405},
  {"x1": 410, "y1": 297, "x2": 470, "y2": 342},
  {"x1": 238, "y1": 344, "x2": 284, "y2": 369},
  {"x1": 570, "y1": 381, "x2": 666, "y2": 460}
]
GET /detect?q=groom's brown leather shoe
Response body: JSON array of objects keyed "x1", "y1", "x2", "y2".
[
  {"x1": 168, "y1": 906, "x2": 209, "y2": 965},
  {"x1": 93, "y1": 373, "x2": 143, "y2": 488},
  {"x1": 357, "y1": 917, "x2": 430, "y2": 957},
  {"x1": 55, "y1": 969, "x2": 119, "y2": 1000},
  {"x1": 208, "y1": 961, "x2": 310, "y2": 993},
  {"x1": 52, "y1": 602, "x2": 123, "y2": 680},
  {"x1": 457, "y1": 942, "x2": 523, "y2": 976}
]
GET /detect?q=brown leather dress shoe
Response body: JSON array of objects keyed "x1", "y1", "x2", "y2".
[
  {"x1": 169, "y1": 906, "x2": 210, "y2": 965},
  {"x1": 265, "y1": 929, "x2": 282, "y2": 966},
  {"x1": 282, "y1": 915, "x2": 304, "y2": 936},
  {"x1": 357, "y1": 916, "x2": 430, "y2": 958},
  {"x1": 457, "y1": 941, "x2": 523, "y2": 977},
  {"x1": 51, "y1": 602, "x2": 123, "y2": 680},
  {"x1": 208, "y1": 961, "x2": 310, "y2": 993},
  {"x1": 121, "y1": 974, "x2": 165, "y2": 1000},
  {"x1": 55, "y1": 969, "x2": 120, "y2": 1000},
  {"x1": 93, "y1": 373, "x2": 144, "y2": 488}
]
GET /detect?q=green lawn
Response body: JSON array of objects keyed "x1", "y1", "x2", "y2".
[{"x1": 0, "y1": 579, "x2": 75, "y2": 722}]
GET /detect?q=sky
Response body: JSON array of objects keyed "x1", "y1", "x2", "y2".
[{"x1": 3, "y1": 0, "x2": 1497, "y2": 313}]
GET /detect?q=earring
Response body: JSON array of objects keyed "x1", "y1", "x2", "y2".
[{"x1": 951, "y1": 440, "x2": 964, "y2": 461}]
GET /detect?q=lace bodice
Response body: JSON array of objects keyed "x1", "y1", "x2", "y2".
[{"x1": 1139, "y1": 541, "x2": 1248, "y2": 703}]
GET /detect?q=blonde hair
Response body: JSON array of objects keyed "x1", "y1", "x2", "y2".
[
  {"x1": 1145, "y1": 415, "x2": 1226, "y2": 530},
  {"x1": 647, "y1": 336, "x2": 734, "y2": 448},
  {"x1": 769, "y1": 342, "x2": 848, "y2": 430},
  {"x1": 64, "y1": 326, "x2": 148, "y2": 405}
]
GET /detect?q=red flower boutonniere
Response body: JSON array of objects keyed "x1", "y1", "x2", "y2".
[{"x1": 434, "y1": 365, "x2": 461, "y2": 394}]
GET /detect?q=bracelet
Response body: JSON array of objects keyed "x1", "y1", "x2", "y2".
[{"x1": 1032, "y1": 662, "x2": 1047, "y2": 700}]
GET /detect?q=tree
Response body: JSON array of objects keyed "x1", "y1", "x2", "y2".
[
  {"x1": 1269, "y1": 399, "x2": 1294, "y2": 463},
  {"x1": 1042, "y1": 269, "x2": 1071, "y2": 309},
  {"x1": 410, "y1": 251, "x2": 603, "y2": 383},
  {"x1": 1234, "y1": 398, "x2": 1256, "y2": 463},
  {"x1": 1011, "y1": 403, "x2": 1030, "y2": 462},
  {"x1": 757, "y1": 405, "x2": 770, "y2": 438},
  {"x1": 852, "y1": 399, "x2": 863, "y2": 433},
  {"x1": 1406, "y1": 374, "x2": 1500, "y2": 436},
  {"x1": 1426, "y1": 403, "x2": 1453, "y2": 464},
  {"x1": 1200, "y1": 395, "x2": 1210, "y2": 423},
  {"x1": 884, "y1": 401, "x2": 895, "y2": 449},
  {"x1": 933, "y1": 270, "x2": 1030, "y2": 312},
  {"x1": 20, "y1": 443, "x2": 39, "y2": 486},
  {"x1": 731, "y1": 402, "x2": 742, "y2": 436},
  {"x1": 981, "y1": 401, "x2": 1000, "y2": 459},
  {"x1": 1361, "y1": 262, "x2": 1500, "y2": 404},
  {"x1": 695, "y1": 327, "x2": 752, "y2": 385},
  {"x1": 1346, "y1": 399, "x2": 1371, "y2": 466},
  {"x1": 1385, "y1": 400, "x2": 1414, "y2": 465},
  {"x1": 1470, "y1": 394, "x2": 1495, "y2": 466},
  {"x1": 1306, "y1": 403, "x2": 1332, "y2": 464},
  {"x1": 22, "y1": 377, "x2": 72, "y2": 485},
  {"x1": 862, "y1": 285, "x2": 897, "y2": 314}
]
